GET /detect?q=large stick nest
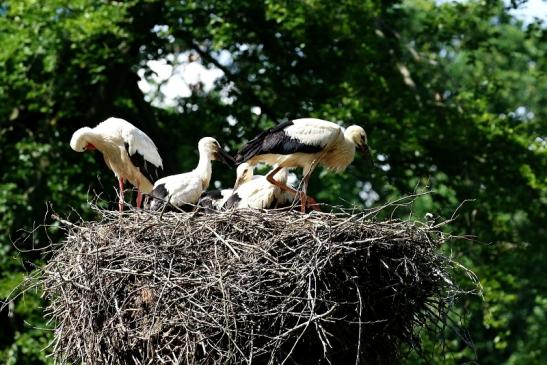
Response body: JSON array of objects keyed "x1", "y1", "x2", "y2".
[{"x1": 39, "y1": 206, "x2": 474, "y2": 364}]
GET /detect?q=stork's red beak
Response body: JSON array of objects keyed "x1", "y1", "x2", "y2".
[{"x1": 85, "y1": 143, "x2": 96, "y2": 151}]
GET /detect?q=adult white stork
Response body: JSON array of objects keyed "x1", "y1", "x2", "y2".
[
  {"x1": 223, "y1": 164, "x2": 293, "y2": 210},
  {"x1": 145, "y1": 137, "x2": 234, "y2": 211},
  {"x1": 235, "y1": 118, "x2": 371, "y2": 212},
  {"x1": 70, "y1": 117, "x2": 163, "y2": 211}
]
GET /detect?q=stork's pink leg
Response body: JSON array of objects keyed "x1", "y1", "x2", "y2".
[
  {"x1": 266, "y1": 167, "x2": 320, "y2": 213},
  {"x1": 266, "y1": 167, "x2": 299, "y2": 195},
  {"x1": 136, "y1": 189, "x2": 143, "y2": 209},
  {"x1": 301, "y1": 173, "x2": 321, "y2": 213},
  {"x1": 118, "y1": 177, "x2": 125, "y2": 212},
  {"x1": 300, "y1": 193, "x2": 307, "y2": 213}
]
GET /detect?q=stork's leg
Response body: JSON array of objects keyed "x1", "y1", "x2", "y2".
[
  {"x1": 266, "y1": 167, "x2": 311, "y2": 213},
  {"x1": 300, "y1": 193, "x2": 307, "y2": 213},
  {"x1": 266, "y1": 167, "x2": 300, "y2": 196},
  {"x1": 300, "y1": 172, "x2": 321, "y2": 212},
  {"x1": 136, "y1": 189, "x2": 143, "y2": 209},
  {"x1": 300, "y1": 174, "x2": 309, "y2": 213},
  {"x1": 118, "y1": 177, "x2": 125, "y2": 212}
]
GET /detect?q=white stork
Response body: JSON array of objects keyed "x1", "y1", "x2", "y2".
[
  {"x1": 145, "y1": 137, "x2": 234, "y2": 211},
  {"x1": 223, "y1": 164, "x2": 293, "y2": 210},
  {"x1": 70, "y1": 117, "x2": 163, "y2": 211},
  {"x1": 235, "y1": 118, "x2": 371, "y2": 212}
]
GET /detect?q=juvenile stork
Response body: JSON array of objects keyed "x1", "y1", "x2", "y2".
[
  {"x1": 235, "y1": 118, "x2": 371, "y2": 212},
  {"x1": 145, "y1": 137, "x2": 234, "y2": 211},
  {"x1": 223, "y1": 164, "x2": 293, "y2": 210},
  {"x1": 70, "y1": 117, "x2": 163, "y2": 211}
]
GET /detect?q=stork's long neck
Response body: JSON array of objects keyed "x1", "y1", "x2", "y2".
[
  {"x1": 195, "y1": 149, "x2": 213, "y2": 188},
  {"x1": 82, "y1": 130, "x2": 115, "y2": 154},
  {"x1": 321, "y1": 132, "x2": 356, "y2": 173}
]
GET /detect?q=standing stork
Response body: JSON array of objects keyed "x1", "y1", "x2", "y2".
[
  {"x1": 145, "y1": 137, "x2": 234, "y2": 211},
  {"x1": 223, "y1": 164, "x2": 293, "y2": 210},
  {"x1": 235, "y1": 118, "x2": 371, "y2": 212},
  {"x1": 70, "y1": 117, "x2": 163, "y2": 211}
]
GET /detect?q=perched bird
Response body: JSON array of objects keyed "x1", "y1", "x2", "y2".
[
  {"x1": 70, "y1": 117, "x2": 163, "y2": 211},
  {"x1": 235, "y1": 118, "x2": 371, "y2": 212},
  {"x1": 145, "y1": 137, "x2": 234, "y2": 211},
  {"x1": 223, "y1": 164, "x2": 293, "y2": 210}
]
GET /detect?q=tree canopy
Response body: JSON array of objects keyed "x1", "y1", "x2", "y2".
[{"x1": 0, "y1": 0, "x2": 545, "y2": 363}]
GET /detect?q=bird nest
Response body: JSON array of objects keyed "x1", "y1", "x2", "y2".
[{"x1": 37, "y1": 206, "x2": 475, "y2": 364}]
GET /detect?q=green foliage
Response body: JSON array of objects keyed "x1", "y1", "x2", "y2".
[{"x1": 0, "y1": 0, "x2": 545, "y2": 363}]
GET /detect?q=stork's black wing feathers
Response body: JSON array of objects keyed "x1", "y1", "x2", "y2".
[
  {"x1": 197, "y1": 190, "x2": 223, "y2": 211},
  {"x1": 145, "y1": 183, "x2": 194, "y2": 212},
  {"x1": 125, "y1": 143, "x2": 163, "y2": 183},
  {"x1": 149, "y1": 183, "x2": 169, "y2": 200},
  {"x1": 200, "y1": 189, "x2": 224, "y2": 200},
  {"x1": 223, "y1": 192, "x2": 242, "y2": 210},
  {"x1": 235, "y1": 122, "x2": 293, "y2": 164},
  {"x1": 143, "y1": 183, "x2": 169, "y2": 211},
  {"x1": 235, "y1": 121, "x2": 323, "y2": 164}
]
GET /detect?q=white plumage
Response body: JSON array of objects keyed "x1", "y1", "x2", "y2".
[
  {"x1": 197, "y1": 163, "x2": 256, "y2": 210},
  {"x1": 145, "y1": 137, "x2": 234, "y2": 211},
  {"x1": 70, "y1": 117, "x2": 163, "y2": 211},
  {"x1": 236, "y1": 118, "x2": 370, "y2": 212},
  {"x1": 283, "y1": 118, "x2": 343, "y2": 148},
  {"x1": 225, "y1": 164, "x2": 293, "y2": 210},
  {"x1": 152, "y1": 173, "x2": 204, "y2": 210}
]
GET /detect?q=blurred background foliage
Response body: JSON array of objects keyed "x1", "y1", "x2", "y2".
[{"x1": 0, "y1": 0, "x2": 545, "y2": 363}]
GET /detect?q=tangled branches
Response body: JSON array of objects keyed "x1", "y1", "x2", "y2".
[{"x1": 38, "y1": 207, "x2": 476, "y2": 364}]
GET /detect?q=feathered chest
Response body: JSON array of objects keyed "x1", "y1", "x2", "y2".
[{"x1": 321, "y1": 140, "x2": 356, "y2": 172}]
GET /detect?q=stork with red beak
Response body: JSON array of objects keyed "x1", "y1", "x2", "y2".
[{"x1": 70, "y1": 117, "x2": 163, "y2": 211}]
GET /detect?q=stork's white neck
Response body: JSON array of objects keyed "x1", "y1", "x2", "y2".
[
  {"x1": 320, "y1": 132, "x2": 356, "y2": 173},
  {"x1": 194, "y1": 148, "x2": 213, "y2": 189},
  {"x1": 77, "y1": 129, "x2": 113, "y2": 153}
]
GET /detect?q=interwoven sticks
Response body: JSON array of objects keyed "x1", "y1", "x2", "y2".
[{"x1": 40, "y1": 208, "x2": 474, "y2": 364}]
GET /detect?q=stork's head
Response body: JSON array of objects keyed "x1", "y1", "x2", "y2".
[
  {"x1": 232, "y1": 163, "x2": 254, "y2": 189},
  {"x1": 70, "y1": 127, "x2": 96, "y2": 152},
  {"x1": 198, "y1": 137, "x2": 235, "y2": 166},
  {"x1": 345, "y1": 125, "x2": 373, "y2": 164}
]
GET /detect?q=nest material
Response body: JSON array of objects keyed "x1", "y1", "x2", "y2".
[{"x1": 41, "y1": 207, "x2": 471, "y2": 364}]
